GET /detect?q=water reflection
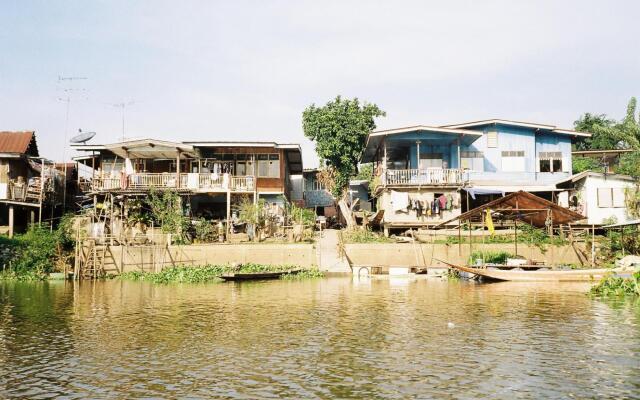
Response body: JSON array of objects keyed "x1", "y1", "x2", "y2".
[{"x1": 1, "y1": 278, "x2": 638, "y2": 398}]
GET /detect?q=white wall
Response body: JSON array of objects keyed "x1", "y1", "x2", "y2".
[{"x1": 578, "y1": 175, "x2": 635, "y2": 225}]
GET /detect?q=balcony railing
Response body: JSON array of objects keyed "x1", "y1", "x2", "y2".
[
  {"x1": 384, "y1": 168, "x2": 464, "y2": 186},
  {"x1": 91, "y1": 173, "x2": 255, "y2": 192}
]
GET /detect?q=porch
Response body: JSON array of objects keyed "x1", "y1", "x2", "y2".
[
  {"x1": 383, "y1": 168, "x2": 464, "y2": 186},
  {"x1": 92, "y1": 172, "x2": 255, "y2": 192},
  {"x1": 361, "y1": 125, "x2": 482, "y2": 190}
]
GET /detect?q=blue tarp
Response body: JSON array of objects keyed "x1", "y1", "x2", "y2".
[{"x1": 463, "y1": 187, "x2": 505, "y2": 200}]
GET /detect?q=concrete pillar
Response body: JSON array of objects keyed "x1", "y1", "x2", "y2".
[
  {"x1": 8, "y1": 205, "x2": 14, "y2": 238},
  {"x1": 226, "y1": 190, "x2": 231, "y2": 241},
  {"x1": 30, "y1": 210, "x2": 35, "y2": 226}
]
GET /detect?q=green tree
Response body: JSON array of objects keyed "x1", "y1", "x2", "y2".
[
  {"x1": 617, "y1": 151, "x2": 640, "y2": 177},
  {"x1": 302, "y1": 96, "x2": 385, "y2": 197},
  {"x1": 572, "y1": 156, "x2": 602, "y2": 174},
  {"x1": 573, "y1": 113, "x2": 617, "y2": 150},
  {"x1": 575, "y1": 98, "x2": 640, "y2": 151}
]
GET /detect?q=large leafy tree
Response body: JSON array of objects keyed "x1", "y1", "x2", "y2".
[
  {"x1": 302, "y1": 96, "x2": 385, "y2": 197},
  {"x1": 573, "y1": 113, "x2": 616, "y2": 150},
  {"x1": 573, "y1": 97, "x2": 640, "y2": 176},
  {"x1": 574, "y1": 98, "x2": 640, "y2": 151}
]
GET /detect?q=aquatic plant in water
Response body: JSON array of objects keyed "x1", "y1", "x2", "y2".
[
  {"x1": 590, "y1": 271, "x2": 640, "y2": 297},
  {"x1": 118, "y1": 263, "x2": 316, "y2": 284}
]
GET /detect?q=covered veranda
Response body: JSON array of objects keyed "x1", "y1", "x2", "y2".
[{"x1": 361, "y1": 125, "x2": 482, "y2": 187}]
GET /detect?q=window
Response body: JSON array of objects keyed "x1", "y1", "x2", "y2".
[
  {"x1": 501, "y1": 151, "x2": 525, "y2": 172},
  {"x1": 419, "y1": 153, "x2": 443, "y2": 169},
  {"x1": 102, "y1": 158, "x2": 124, "y2": 175},
  {"x1": 236, "y1": 154, "x2": 248, "y2": 176},
  {"x1": 487, "y1": 130, "x2": 498, "y2": 148},
  {"x1": 257, "y1": 154, "x2": 280, "y2": 178},
  {"x1": 268, "y1": 154, "x2": 280, "y2": 178},
  {"x1": 461, "y1": 151, "x2": 484, "y2": 171},
  {"x1": 539, "y1": 151, "x2": 563, "y2": 173},
  {"x1": 598, "y1": 188, "x2": 626, "y2": 208}
]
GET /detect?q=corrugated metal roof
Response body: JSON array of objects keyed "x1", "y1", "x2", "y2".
[{"x1": 0, "y1": 131, "x2": 38, "y2": 155}]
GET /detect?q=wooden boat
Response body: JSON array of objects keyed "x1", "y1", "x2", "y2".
[
  {"x1": 436, "y1": 259, "x2": 634, "y2": 282},
  {"x1": 220, "y1": 269, "x2": 302, "y2": 281}
]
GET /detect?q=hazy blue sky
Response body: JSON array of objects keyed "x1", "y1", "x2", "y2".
[{"x1": 1, "y1": 1, "x2": 639, "y2": 168}]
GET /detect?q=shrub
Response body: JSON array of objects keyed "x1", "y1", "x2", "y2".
[
  {"x1": 469, "y1": 250, "x2": 515, "y2": 265},
  {"x1": 343, "y1": 228, "x2": 392, "y2": 243}
]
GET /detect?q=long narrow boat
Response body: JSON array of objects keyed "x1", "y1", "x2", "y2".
[
  {"x1": 220, "y1": 269, "x2": 302, "y2": 281},
  {"x1": 436, "y1": 259, "x2": 634, "y2": 282}
]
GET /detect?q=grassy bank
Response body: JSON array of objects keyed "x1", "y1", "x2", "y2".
[
  {"x1": 118, "y1": 263, "x2": 324, "y2": 284},
  {"x1": 590, "y1": 271, "x2": 640, "y2": 297}
]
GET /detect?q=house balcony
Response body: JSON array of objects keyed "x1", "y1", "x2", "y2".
[
  {"x1": 91, "y1": 173, "x2": 255, "y2": 193},
  {"x1": 383, "y1": 168, "x2": 465, "y2": 187}
]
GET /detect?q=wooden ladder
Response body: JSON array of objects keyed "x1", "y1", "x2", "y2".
[{"x1": 80, "y1": 240, "x2": 107, "y2": 279}]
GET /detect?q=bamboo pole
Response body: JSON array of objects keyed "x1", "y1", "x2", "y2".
[
  {"x1": 514, "y1": 198, "x2": 519, "y2": 256},
  {"x1": 591, "y1": 224, "x2": 595, "y2": 267},
  {"x1": 481, "y1": 210, "x2": 485, "y2": 266},
  {"x1": 458, "y1": 218, "x2": 461, "y2": 256}
]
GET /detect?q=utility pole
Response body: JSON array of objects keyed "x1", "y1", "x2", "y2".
[{"x1": 58, "y1": 76, "x2": 88, "y2": 211}]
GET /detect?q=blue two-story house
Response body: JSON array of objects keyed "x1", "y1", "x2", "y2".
[{"x1": 360, "y1": 119, "x2": 590, "y2": 233}]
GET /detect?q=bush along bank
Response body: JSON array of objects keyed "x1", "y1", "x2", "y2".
[
  {"x1": 0, "y1": 217, "x2": 75, "y2": 281},
  {"x1": 590, "y1": 271, "x2": 640, "y2": 297},
  {"x1": 118, "y1": 264, "x2": 324, "y2": 284}
]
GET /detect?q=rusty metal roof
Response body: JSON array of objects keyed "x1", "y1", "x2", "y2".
[
  {"x1": 0, "y1": 131, "x2": 38, "y2": 155},
  {"x1": 436, "y1": 190, "x2": 585, "y2": 228}
]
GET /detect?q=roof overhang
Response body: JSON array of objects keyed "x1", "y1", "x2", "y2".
[
  {"x1": 183, "y1": 141, "x2": 299, "y2": 149},
  {"x1": 0, "y1": 153, "x2": 22, "y2": 159},
  {"x1": 73, "y1": 139, "x2": 197, "y2": 159},
  {"x1": 442, "y1": 119, "x2": 591, "y2": 138},
  {"x1": 361, "y1": 125, "x2": 482, "y2": 163},
  {"x1": 555, "y1": 170, "x2": 636, "y2": 188}
]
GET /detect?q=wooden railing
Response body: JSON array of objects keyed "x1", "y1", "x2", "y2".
[
  {"x1": 384, "y1": 168, "x2": 464, "y2": 186},
  {"x1": 91, "y1": 173, "x2": 255, "y2": 192},
  {"x1": 231, "y1": 176, "x2": 255, "y2": 191}
]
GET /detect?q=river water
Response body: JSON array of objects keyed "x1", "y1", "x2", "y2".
[{"x1": 1, "y1": 277, "x2": 638, "y2": 399}]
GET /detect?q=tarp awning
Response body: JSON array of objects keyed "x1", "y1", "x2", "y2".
[
  {"x1": 436, "y1": 190, "x2": 585, "y2": 228},
  {"x1": 463, "y1": 187, "x2": 505, "y2": 199}
]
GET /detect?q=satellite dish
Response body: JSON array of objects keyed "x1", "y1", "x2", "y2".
[{"x1": 70, "y1": 130, "x2": 96, "y2": 144}]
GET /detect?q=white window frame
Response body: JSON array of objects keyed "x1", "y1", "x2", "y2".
[
  {"x1": 538, "y1": 151, "x2": 563, "y2": 173},
  {"x1": 257, "y1": 153, "x2": 280, "y2": 178},
  {"x1": 598, "y1": 187, "x2": 625, "y2": 208},
  {"x1": 487, "y1": 130, "x2": 498, "y2": 148},
  {"x1": 501, "y1": 150, "x2": 525, "y2": 172},
  {"x1": 460, "y1": 151, "x2": 484, "y2": 171}
]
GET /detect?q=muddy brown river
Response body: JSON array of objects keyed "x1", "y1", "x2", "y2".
[{"x1": 1, "y1": 277, "x2": 639, "y2": 399}]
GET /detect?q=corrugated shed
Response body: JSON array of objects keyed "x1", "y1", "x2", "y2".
[{"x1": 0, "y1": 131, "x2": 38, "y2": 155}]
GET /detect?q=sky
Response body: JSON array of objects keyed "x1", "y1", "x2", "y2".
[{"x1": 1, "y1": 0, "x2": 640, "y2": 168}]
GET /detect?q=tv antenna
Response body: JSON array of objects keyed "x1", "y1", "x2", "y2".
[
  {"x1": 111, "y1": 100, "x2": 136, "y2": 142},
  {"x1": 57, "y1": 75, "x2": 88, "y2": 210}
]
